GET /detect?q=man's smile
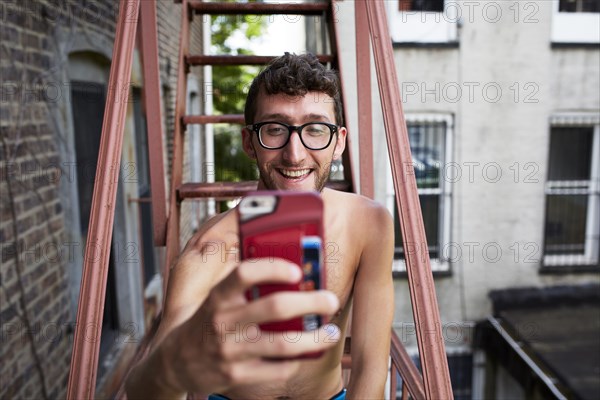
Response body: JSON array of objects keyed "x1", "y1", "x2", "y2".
[{"x1": 278, "y1": 168, "x2": 312, "y2": 179}]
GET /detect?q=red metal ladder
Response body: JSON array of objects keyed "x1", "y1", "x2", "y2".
[{"x1": 66, "y1": 1, "x2": 453, "y2": 399}]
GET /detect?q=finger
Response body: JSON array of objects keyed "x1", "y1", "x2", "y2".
[
  {"x1": 224, "y1": 291, "x2": 339, "y2": 325},
  {"x1": 216, "y1": 258, "x2": 302, "y2": 302},
  {"x1": 224, "y1": 324, "x2": 342, "y2": 361}
]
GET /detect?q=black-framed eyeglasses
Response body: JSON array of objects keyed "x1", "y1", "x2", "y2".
[{"x1": 246, "y1": 121, "x2": 338, "y2": 150}]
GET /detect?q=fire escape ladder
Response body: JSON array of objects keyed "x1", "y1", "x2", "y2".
[{"x1": 66, "y1": 1, "x2": 452, "y2": 399}]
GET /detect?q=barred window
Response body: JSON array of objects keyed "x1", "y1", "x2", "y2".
[
  {"x1": 544, "y1": 124, "x2": 600, "y2": 267},
  {"x1": 389, "y1": 115, "x2": 452, "y2": 273}
]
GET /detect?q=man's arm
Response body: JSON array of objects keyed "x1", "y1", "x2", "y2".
[
  {"x1": 125, "y1": 245, "x2": 222, "y2": 400},
  {"x1": 346, "y1": 206, "x2": 395, "y2": 399},
  {"x1": 125, "y1": 245, "x2": 342, "y2": 399}
]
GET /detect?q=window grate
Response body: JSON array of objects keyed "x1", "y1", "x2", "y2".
[{"x1": 544, "y1": 125, "x2": 600, "y2": 267}]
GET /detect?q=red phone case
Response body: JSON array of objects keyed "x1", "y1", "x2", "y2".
[{"x1": 238, "y1": 191, "x2": 326, "y2": 333}]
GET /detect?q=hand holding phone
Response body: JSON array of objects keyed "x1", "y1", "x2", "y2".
[{"x1": 238, "y1": 191, "x2": 327, "y2": 333}]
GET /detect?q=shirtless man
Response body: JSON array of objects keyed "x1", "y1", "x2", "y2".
[{"x1": 126, "y1": 53, "x2": 394, "y2": 399}]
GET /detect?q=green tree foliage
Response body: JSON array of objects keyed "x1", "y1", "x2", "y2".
[
  {"x1": 210, "y1": 3, "x2": 266, "y2": 187},
  {"x1": 211, "y1": 66, "x2": 256, "y2": 115},
  {"x1": 213, "y1": 124, "x2": 258, "y2": 182}
]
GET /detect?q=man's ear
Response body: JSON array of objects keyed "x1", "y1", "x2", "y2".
[
  {"x1": 242, "y1": 127, "x2": 256, "y2": 159},
  {"x1": 332, "y1": 126, "x2": 347, "y2": 160}
]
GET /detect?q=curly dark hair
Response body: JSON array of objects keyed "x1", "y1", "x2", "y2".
[{"x1": 244, "y1": 53, "x2": 343, "y2": 126}]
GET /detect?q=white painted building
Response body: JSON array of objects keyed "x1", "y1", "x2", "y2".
[{"x1": 333, "y1": 1, "x2": 599, "y2": 397}]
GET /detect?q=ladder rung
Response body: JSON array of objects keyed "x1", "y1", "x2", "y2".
[
  {"x1": 189, "y1": 1, "x2": 329, "y2": 15},
  {"x1": 178, "y1": 181, "x2": 258, "y2": 200},
  {"x1": 186, "y1": 54, "x2": 334, "y2": 66},
  {"x1": 183, "y1": 114, "x2": 245, "y2": 125},
  {"x1": 178, "y1": 180, "x2": 352, "y2": 200}
]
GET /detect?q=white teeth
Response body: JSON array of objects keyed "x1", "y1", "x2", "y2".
[{"x1": 280, "y1": 169, "x2": 310, "y2": 178}]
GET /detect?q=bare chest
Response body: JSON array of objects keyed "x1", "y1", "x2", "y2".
[{"x1": 323, "y1": 221, "x2": 359, "y2": 310}]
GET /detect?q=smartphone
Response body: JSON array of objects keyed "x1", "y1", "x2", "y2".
[{"x1": 238, "y1": 191, "x2": 326, "y2": 333}]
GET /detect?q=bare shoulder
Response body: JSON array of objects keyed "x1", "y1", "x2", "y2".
[
  {"x1": 172, "y1": 208, "x2": 240, "y2": 284},
  {"x1": 323, "y1": 188, "x2": 393, "y2": 231},
  {"x1": 182, "y1": 208, "x2": 239, "y2": 253}
]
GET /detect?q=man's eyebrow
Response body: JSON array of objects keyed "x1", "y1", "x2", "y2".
[
  {"x1": 259, "y1": 113, "x2": 331, "y2": 122},
  {"x1": 259, "y1": 113, "x2": 291, "y2": 121},
  {"x1": 304, "y1": 113, "x2": 330, "y2": 121}
]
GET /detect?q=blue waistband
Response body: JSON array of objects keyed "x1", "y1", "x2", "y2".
[
  {"x1": 330, "y1": 387, "x2": 347, "y2": 400},
  {"x1": 208, "y1": 388, "x2": 346, "y2": 400}
]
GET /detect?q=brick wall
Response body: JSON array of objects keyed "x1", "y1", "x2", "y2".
[
  {"x1": 0, "y1": 1, "x2": 198, "y2": 398},
  {"x1": 1, "y1": 1, "x2": 92, "y2": 398}
]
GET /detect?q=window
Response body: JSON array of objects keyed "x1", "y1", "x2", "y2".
[
  {"x1": 399, "y1": 0, "x2": 444, "y2": 12},
  {"x1": 544, "y1": 117, "x2": 599, "y2": 268},
  {"x1": 70, "y1": 80, "x2": 120, "y2": 360},
  {"x1": 552, "y1": 0, "x2": 600, "y2": 43},
  {"x1": 387, "y1": 114, "x2": 453, "y2": 273},
  {"x1": 559, "y1": 0, "x2": 600, "y2": 13},
  {"x1": 387, "y1": 1, "x2": 457, "y2": 43},
  {"x1": 132, "y1": 87, "x2": 159, "y2": 286}
]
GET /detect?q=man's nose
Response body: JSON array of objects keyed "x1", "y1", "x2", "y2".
[{"x1": 282, "y1": 130, "x2": 307, "y2": 163}]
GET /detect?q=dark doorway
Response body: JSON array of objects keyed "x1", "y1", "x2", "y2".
[
  {"x1": 132, "y1": 87, "x2": 157, "y2": 286},
  {"x1": 70, "y1": 80, "x2": 119, "y2": 358}
]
